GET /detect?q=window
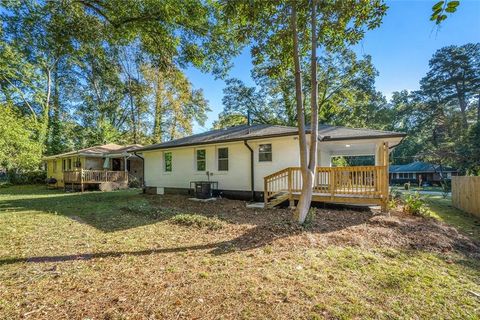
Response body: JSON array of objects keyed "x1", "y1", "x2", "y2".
[
  {"x1": 67, "y1": 159, "x2": 72, "y2": 170},
  {"x1": 62, "y1": 159, "x2": 66, "y2": 171},
  {"x1": 196, "y1": 149, "x2": 206, "y2": 171},
  {"x1": 53, "y1": 161, "x2": 57, "y2": 173},
  {"x1": 164, "y1": 152, "x2": 172, "y2": 172},
  {"x1": 259, "y1": 144, "x2": 272, "y2": 162},
  {"x1": 218, "y1": 147, "x2": 228, "y2": 171},
  {"x1": 127, "y1": 159, "x2": 131, "y2": 172}
]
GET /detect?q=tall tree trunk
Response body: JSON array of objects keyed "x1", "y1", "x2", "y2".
[
  {"x1": 128, "y1": 78, "x2": 138, "y2": 144},
  {"x1": 50, "y1": 63, "x2": 62, "y2": 154},
  {"x1": 39, "y1": 67, "x2": 52, "y2": 150},
  {"x1": 456, "y1": 85, "x2": 468, "y2": 127},
  {"x1": 291, "y1": 1, "x2": 311, "y2": 223},
  {"x1": 153, "y1": 69, "x2": 164, "y2": 143}
]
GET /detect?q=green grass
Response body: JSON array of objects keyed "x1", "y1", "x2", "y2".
[
  {"x1": 424, "y1": 194, "x2": 480, "y2": 241},
  {"x1": 0, "y1": 185, "x2": 479, "y2": 319}
]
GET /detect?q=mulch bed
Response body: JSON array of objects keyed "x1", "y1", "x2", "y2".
[{"x1": 148, "y1": 194, "x2": 480, "y2": 257}]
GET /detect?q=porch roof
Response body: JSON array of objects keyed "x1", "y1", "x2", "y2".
[
  {"x1": 136, "y1": 124, "x2": 406, "y2": 152},
  {"x1": 43, "y1": 143, "x2": 143, "y2": 160}
]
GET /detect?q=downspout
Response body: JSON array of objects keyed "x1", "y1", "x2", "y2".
[
  {"x1": 134, "y1": 152, "x2": 145, "y2": 188},
  {"x1": 243, "y1": 140, "x2": 255, "y2": 202}
]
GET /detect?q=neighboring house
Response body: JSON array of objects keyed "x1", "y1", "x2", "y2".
[
  {"x1": 136, "y1": 124, "x2": 406, "y2": 210},
  {"x1": 43, "y1": 143, "x2": 144, "y2": 189},
  {"x1": 389, "y1": 161, "x2": 458, "y2": 186}
]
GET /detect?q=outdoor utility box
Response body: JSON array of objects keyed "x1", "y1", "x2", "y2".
[{"x1": 194, "y1": 181, "x2": 211, "y2": 199}]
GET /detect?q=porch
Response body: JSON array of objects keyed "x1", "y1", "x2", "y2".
[
  {"x1": 63, "y1": 169, "x2": 129, "y2": 192},
  {"x1": 264, "y1": 165, "x2": 389, "y2": 209},
  {"x1": 263, "y1": 141, "x2": 391, "y2": 210}
]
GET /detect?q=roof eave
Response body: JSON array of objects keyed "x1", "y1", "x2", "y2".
[{"x1": 136, "y1": 132, "x2": 407, "y2": 152}]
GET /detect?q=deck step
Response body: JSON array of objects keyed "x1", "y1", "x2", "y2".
[{"x1": 266, "y1": 193, "x2": 290, "y2": 208}]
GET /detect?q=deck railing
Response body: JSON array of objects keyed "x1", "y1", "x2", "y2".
[
  {"x1": 264, "y1": 166, "x2": 388, "y2": 207},
  {"x1": 63, "y1": 169, "x2": 128, "y2": 184}
]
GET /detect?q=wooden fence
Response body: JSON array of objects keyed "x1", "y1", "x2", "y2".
[{"x1": 452, "y1": 176, "x2": 480, "y2": 217}]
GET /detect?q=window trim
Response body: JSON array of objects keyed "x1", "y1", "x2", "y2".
[
  {"x1": 164, "y1": 151, "x2": 172, "y2": 172},
  {"x1": 217, "y1": 147, "x2": 229, "y2": 171},
  {"x1": 195, "y1": 149, "x2": 206, "y2": 171},
  {"x1": 258, "y1": 143, "x2": 272, "y2": 162}
]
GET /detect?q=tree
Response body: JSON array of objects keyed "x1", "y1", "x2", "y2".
[
  {"x1": 221, "y1": 0, "x2": 387, "y2": 222},
  {"x1": 143, "y1": 65, "x2": 210, "y2": 142},
  {"x1": 0, "y1": 104, "x2": 42, "y2": 171},
  {"x1": 219, "y1": 78, "x2": 283, "y2": 125},
  {"x1": 420, "y1": 43, "x2": 480, "y2": 128},
  {"x1": 212, "y1": 113, "x2": 247, "y2": 129}
]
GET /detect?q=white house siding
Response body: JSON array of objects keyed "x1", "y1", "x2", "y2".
[
  {"x1": 142, "y1": 135, "x2": 401, "y2": 194},
  {"x1": 142, "y1": 135, "x2": 302, "y2": 192}
]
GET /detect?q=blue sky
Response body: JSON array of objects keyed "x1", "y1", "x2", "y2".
[{"x1": 186, "y1": 0, "x2": 480, "y2": 133}]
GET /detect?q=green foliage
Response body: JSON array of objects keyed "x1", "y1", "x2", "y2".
[
  {"x1": 431, "y1": 1, "x2": 460, "y2": 25},
  {"x1": 403, "y1": 193, "x2": 432, "y2": 217},
  {"x1": 1, "y1": 0, "x2": 220, "y2": 157},
  {"x1": 0, "y1": 104, "x2": 42, "y2": 171},
  {"x1": 212, "y1": 113, "x2": 248, "y2": 129},
  {"x1": 170, "y1": 214, "x2": 225, "y2": 230},
  {"x1": 390, "y1": 43, "x2": 480, "y2": 175},
  {"x1": 331, "y1": 156, "x2": 348, "y2": 167},
  {"x1": 7, "y1": 170, "x2": 46, "y2": 185}
]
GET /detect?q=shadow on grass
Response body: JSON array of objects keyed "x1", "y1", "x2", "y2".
[
  {"x1": 1, "y1": 187, "x2": 479, "y2": 267},
  {"x1": 0, "y1": 187, "x2": 159, "y2": 232}
]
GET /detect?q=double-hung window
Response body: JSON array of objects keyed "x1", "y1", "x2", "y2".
[
  {"x1": 196, "y1": 149, "x2": 206, "y2": 171},
  {"x1": 164, "y1": 152, "x2": 172, "y2": 172},
  {"x1": 218, "y1": 147, "x2": 228, "y2": 171},
  {"x1": 259, "y1": 144, "x2": 272, "y2": 162}
]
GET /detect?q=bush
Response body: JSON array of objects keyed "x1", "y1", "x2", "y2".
[
  {"x1": 7, "y1": 170, "x2": 46, "y2": 185},
  {"x1": 404, "y1": 182, "x2": 410, "y2": 190},
  {"x1": 170, "y1": 214, "x2": 224, "y2": 230},
  {"x1": 403, "y1": 193, "x2": 432, "y2": 217},
  {"x1": 128, "y1": 177, "x2": 142, "y2": 188}
]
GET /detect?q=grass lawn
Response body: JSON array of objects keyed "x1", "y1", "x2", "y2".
[{"x1": 1, "y1": 186, "x2": 479, "y2": 319}]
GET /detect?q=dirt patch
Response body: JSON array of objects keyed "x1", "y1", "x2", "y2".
[{"x1": 147, "y1": 194, "x2": 480, "y2": 257}]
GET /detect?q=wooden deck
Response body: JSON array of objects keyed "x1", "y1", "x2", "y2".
[
  {"x1": 264, "y1": 166, "x2": 389, "y2": 210},
  {"x1": 63, "y1": 169, "x2": 128, "y2": 192}
]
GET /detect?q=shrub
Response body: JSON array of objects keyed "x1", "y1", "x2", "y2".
[
  {"x1": 128, "y1": 177, "x2": 142, "y2": 188},
  {"x1": 403, "y1": 193, "x2": 432, "y2": 217},
  {"x1": 121, "y1": 203, "x2": 166, "y2": 219},
  {"x1": 404, "y1": 182, "x2": 410, "y2": 190},
  {"x1": 170, "y1": 214, "x2": 224, "y2": 230},
  {"x1": 8, "y1": 170, "x2": 46, "y2": 185}
]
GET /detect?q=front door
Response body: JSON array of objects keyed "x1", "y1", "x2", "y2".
[{"x1": 112, "y1": 158, "x2": 121, "y2": 171}]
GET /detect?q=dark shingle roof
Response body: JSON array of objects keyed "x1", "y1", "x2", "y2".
[
  {"x1": 389, "y1": 162, "x2": 457, "y2": 173},
  {"x1": 136, "y1": 124, "x2": 406, "y2": 152},
  {"x1": 43, "y1": 144, "x2": 143, "y2": 159}
]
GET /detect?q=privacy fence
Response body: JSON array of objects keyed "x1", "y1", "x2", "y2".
[{"x1": 452, "y1": 176, "x2": 480, "y2": 217}]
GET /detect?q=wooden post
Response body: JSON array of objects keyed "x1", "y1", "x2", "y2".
[
  {"x1": 80, "y1": 168, "x2": 84, "y2": 193},
  {"x1": 264, "y1": 177, "x2": 268, "y2": 208},
  {"x1": 288, "y1": 168, "x2": 295, "y2": 209},
  {"x1": 381, "y1": 142, "x2": 389, "y2": 213},
  {"x1": 330, "y1": 168, "x2": 335, "y2": 200}
]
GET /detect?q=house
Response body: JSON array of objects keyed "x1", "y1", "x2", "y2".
[
  {"x1": 389, "y1": 161, "x2": 458, "y2": 186},
  {"x1": 43, "y1": 143, "x2": 144, "y2": 190},
  {"x1": 135, "y1": 124, "x2": 406, "y2": 210}
]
